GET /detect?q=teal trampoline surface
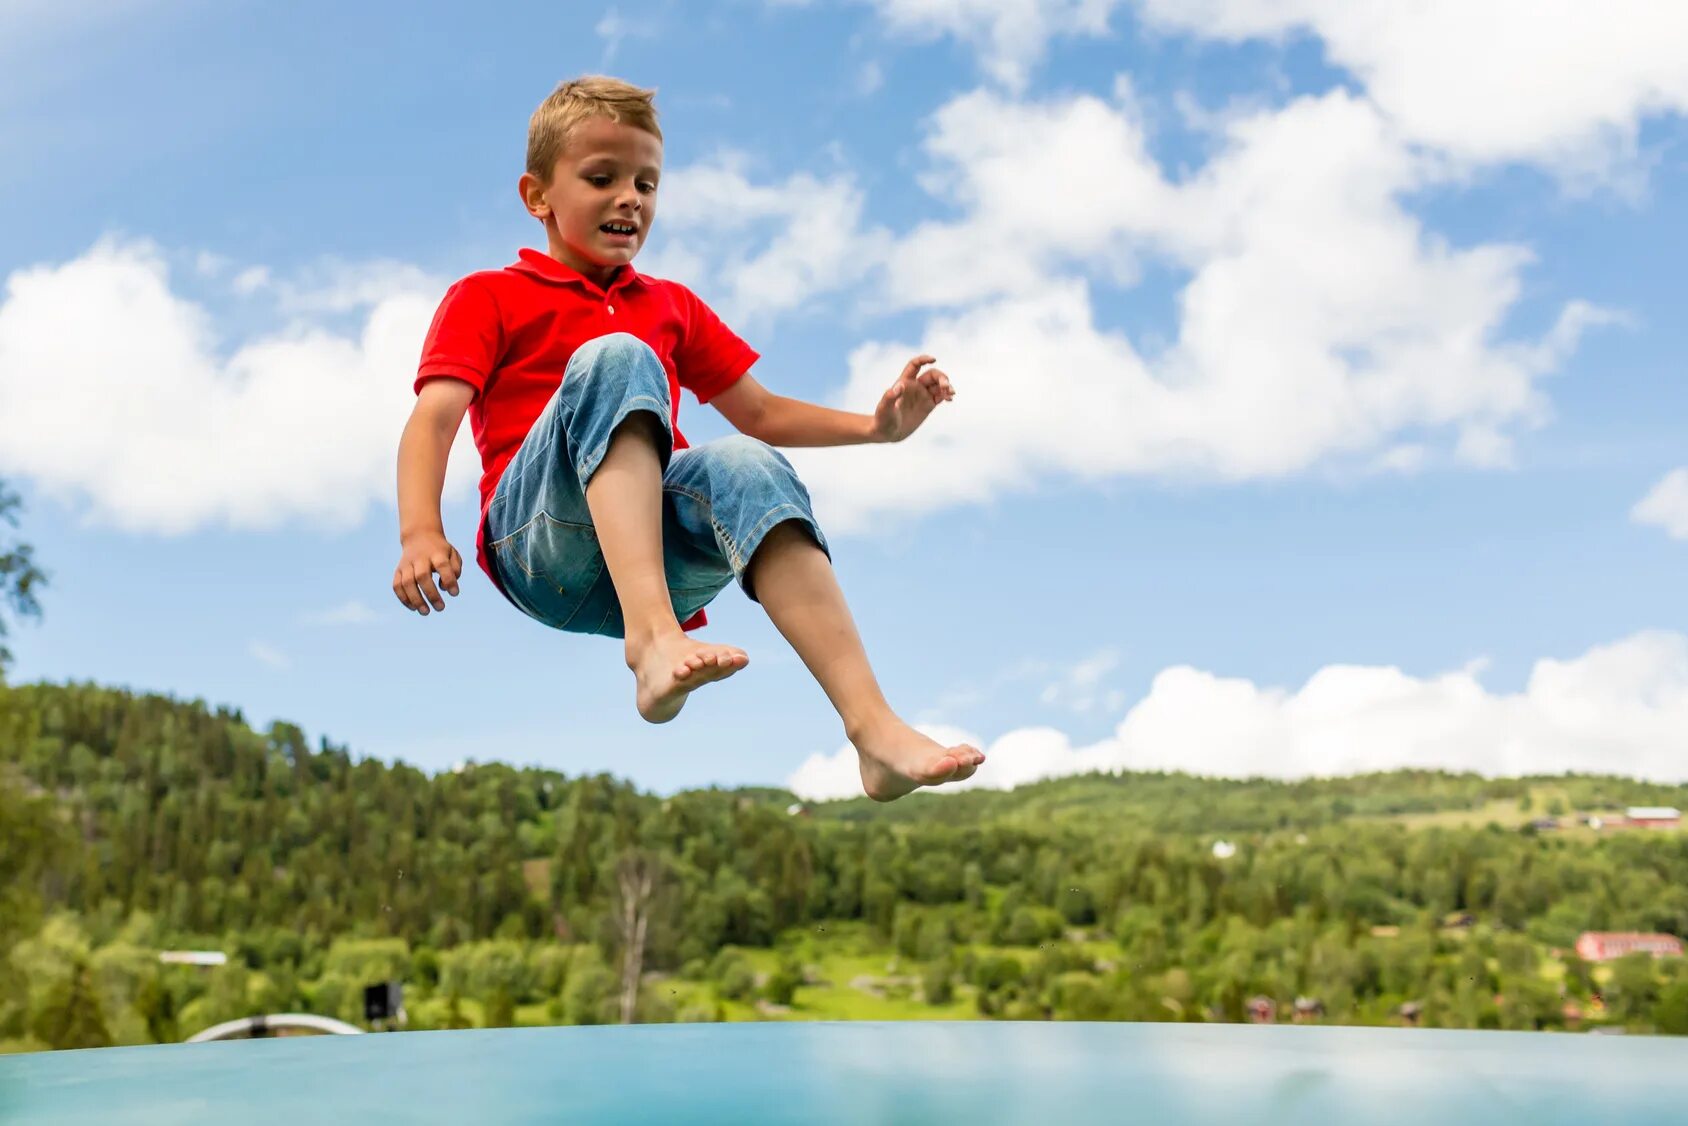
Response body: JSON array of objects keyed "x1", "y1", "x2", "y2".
[{"x1": 3, "y1": 1021, "x2": 1686, "y2": 1125}]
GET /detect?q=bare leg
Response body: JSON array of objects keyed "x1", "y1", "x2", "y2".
[
  {"x1": 748, "y1": 521, "x2": 984, "y2": 801},
  {"x1": 585, "y1": 413, "x2": 747, "y2": 723}
]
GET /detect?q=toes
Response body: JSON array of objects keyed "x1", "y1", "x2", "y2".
[{"x1": 924, "y1": 754, "x2": 961, "y2": 783}]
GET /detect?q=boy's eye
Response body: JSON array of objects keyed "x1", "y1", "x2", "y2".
[{"x1": 637, "y1": 181, "x2": 656, "y2": 194}]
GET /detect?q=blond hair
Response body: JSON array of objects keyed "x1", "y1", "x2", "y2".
[{"x1": 527, "y1": 75, "x2": 662, "y2": 181}]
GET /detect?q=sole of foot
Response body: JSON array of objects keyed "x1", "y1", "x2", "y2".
[
  {"x1": 632, "y1": 636, "x2": 749, "y2": 724},
  {"x1": 854, "y1": 722, "x2": 985, "y2": 802}
]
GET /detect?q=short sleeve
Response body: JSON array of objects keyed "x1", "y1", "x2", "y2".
[
  {"x1": 415, "y1": 277, "x2": 502, "y2": 397},
  {"x1": 671, "y1": 284, "x2": 759, "y2": 404}
]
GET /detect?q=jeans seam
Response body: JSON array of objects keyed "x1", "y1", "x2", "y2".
[{"x1": 741, "y1": 504, "x2": 811, "y2": 567}]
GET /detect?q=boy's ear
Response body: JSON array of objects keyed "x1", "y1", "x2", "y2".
[{"x1": 518, "y1": 171, "x2": 549, "y2": 221}]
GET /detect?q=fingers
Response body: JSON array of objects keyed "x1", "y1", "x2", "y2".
[
  {"x1": 439, "y1": 547, "x2": 462, "y2": 596},
  {"x1": 898, "y1": 354, "x2": 936, "y2": 384},
  {"x1": 915, "y1": 366, "x2": 955, "y2": 404},
  {"x1": 414, "y1": 568, "x2": 445, "y2": 613},
  {"x1": 898, "y1": 355, "x2": 955, "y2": 405},
  {"x1": 392, "y1": 549, "x2": 462, "y2": 615}
]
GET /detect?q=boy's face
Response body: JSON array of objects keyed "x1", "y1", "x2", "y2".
[{"x1": 524, "y1": 117, "x2": 662, "y2": 284}]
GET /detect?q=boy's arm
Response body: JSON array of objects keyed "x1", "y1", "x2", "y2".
[
  {"x1": 710, "y1": 356, "x2": 955, "y2": 447},
  {"x1": 393, "y1": 378, "x2": 476, "y2": 615}
]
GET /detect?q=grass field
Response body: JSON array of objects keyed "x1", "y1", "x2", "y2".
[{"x1": 1368, "y1": 785, "x2": 1681, "y2": 836}]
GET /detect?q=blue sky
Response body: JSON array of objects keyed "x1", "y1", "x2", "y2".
[{"x1": 2, "y1": 0, "x2": 1685, "y2": 798}]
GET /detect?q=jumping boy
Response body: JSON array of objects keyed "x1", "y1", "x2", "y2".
[{"x1": 393, "y1": 76, "x2": 983, "y2": 801}]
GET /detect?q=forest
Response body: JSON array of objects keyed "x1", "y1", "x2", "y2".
[{"x1": 3, "y1": 678, "x2": 1687, "y2": 1054}]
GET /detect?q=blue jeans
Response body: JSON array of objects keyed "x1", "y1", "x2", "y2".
[{"x1": 484, "y1": 333, "x2": 830, "y2": 637}]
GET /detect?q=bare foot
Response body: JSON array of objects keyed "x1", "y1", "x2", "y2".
[
  {"x1": 852, "y1": 717, "x2": 985, "y2": 802},
  {"x1": 627, "y1": 632, "x2": 749, "y2": 723}
]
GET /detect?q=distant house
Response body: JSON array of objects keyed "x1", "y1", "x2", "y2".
[
  {"x1": 1527, "y1": 817, "x2": 1559, "y2": 832},
  {"x1": 1398, "y1": 1001, "x2": 1424, "y2": 1026},
  {"x1": 1623, "y1": 807, "x2": 1681, "y2": 829},
  {"x1": 1574, "y1": 932, "x2": 1685, "y2": 963},
  {"x1": 1245, "y1": 995, "x2": 1275, "y2": 1024},
  {"x1": 159, "y1": 950, "x2": 227, "y2": 968},
  {"x1": 1292, "y1": 997, "x2": 1325, "y2": 1023}
]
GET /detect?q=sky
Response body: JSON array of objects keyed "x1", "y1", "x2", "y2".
[{"x1": 1, "y1": 0, "x2": 1685, "y2": 800}]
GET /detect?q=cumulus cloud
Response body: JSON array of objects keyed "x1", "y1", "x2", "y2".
[
  {"x1": 786, "y1": 631, "x2": 1688, "y2": 799},
  {"x1": 1633, "y1": 468, "x2": 1688, "y2": 540},
  {"x1": 790, "y1": 88, "x2": 1614, "y2": 531},
  {"x1": 799, "y1": 0, "x2": 1688, "y2": 179},
  {"x1": 0, "y1": 239, "x2": 479, "y2": 536},
  {"x1": 1135, "y1": 0, "x2": 1688, "y2": 182},
  {"x1": 856, "y1": 0, "x2": 1118, "y2": 90},
  {"x1": 647, "y1": 155, "x2": 888, "y2": 323}
]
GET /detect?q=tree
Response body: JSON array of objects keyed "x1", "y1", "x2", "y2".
[
  {"x1": 611, "y1": 850, "x2": 673, "y2": 1024},
  {"x1": 0, "y1": 776, "x2": 73, "y2": 1038},
  {"x1": 0, "y1": 479, "x2": 47, "y2": 677},
  {"x1": 923, "y1": 958, "x2": 955, "y2": 1006},
  {"x1": 763, "y1": 958, "x2": 801, "y2": 1006},
  {"x1": 1653, "y1": 978, "x2": 1688, "y2": 1036},
  {"x1": 31, "y1": 957, "x2": 112, "y2": 1050}
]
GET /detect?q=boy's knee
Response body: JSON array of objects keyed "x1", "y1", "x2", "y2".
[
  {"x1": 714, "y1": 434, "x2": 791, "y2": 472},
  {"x1": 709, "y1": 436, "x2": 815, "y2": 512},
  {"x1": 569, "y1": 333, "x2": 668, "y2": 399}
]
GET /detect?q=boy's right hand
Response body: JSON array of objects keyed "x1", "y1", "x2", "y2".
[{"x1": 393, "y1": 532, "x2": 462, "y2": 615}]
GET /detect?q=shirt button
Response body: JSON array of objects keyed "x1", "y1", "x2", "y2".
[{"x1": 607, "y1": 304, "x2": 616, "y2": 314}]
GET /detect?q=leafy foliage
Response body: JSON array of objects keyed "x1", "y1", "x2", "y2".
[
  {"x1": 2, "y1": 681, "x2": 1685, "y2": 1051},
  {"x1": 0, "y1": 479, "x2": 48, "y2": 676}
]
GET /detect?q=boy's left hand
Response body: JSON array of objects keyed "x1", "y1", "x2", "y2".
[{"x1": 873, "y1": 355, "x2": 955, "y2": 443}]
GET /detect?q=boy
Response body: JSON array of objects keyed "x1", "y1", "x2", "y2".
[{"x1": 392, "y1": 76, "x2": 983, "y2": 802}]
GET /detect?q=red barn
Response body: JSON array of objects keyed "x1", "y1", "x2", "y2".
[
  {"x1": 1574, "y1": 932, "x2": 1684, "y2": 962},
  {"x1": 1624, "y1": 806, "x2": 1681, "y2": 829}
]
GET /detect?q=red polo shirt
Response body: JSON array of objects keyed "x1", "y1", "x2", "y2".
[{"x1": 415, "y1": 248, "x2": 759, "y2": 630}]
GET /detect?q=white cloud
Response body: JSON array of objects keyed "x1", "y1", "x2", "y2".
[
  {"x1": 767, "y1": 0, "x2": 1117, "y2": 89},
  {"x1": 232, "y1": 266, "x2": 271, "y2": 295},
  {"x1": 648, "y1": 155, "x2": 888, "y2": 323},
  {"x1": 786, "y1": 631, "x2": 1688, "y2": 799},
  {"x1": 790, "y1": 88, "x2": 1613, "y2": 531},
  {"x1": 0, "y1": 239, "x2": 479, "y2": 536},
  {"x1": 1039, "y1": 647, "x2": 1124, "y2": 712},
  {"x1": 856, "y1": 60, "x2": 885, "y2": 97},
  {"x1": 796, "y1": 1, "x2": 1688, "y2": 182},
  {"x1": 248, "y1": 641, "x2": 291, "y2": 671},
  {"x1": 1633, "y1": 468, "x2": 1688, "y2": 540},
  {"x1": 861, "y1": 0, "x2": 1117, "y2": 90},
  {"x1": 595, "y1": 6, "x2": 657, "y2": 67},
  {"x1": 302, "y1": 600, "x2": 377, "y2": 626},
  {"x1": 1134, "y1": 0, "x2": 1688, "y2": 182}
]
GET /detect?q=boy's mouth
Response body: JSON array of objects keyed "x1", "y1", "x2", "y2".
[{"x1": 599, "y1": 222, "x2": 638, "y2": 238}]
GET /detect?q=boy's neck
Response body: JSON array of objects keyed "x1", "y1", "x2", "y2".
[{"x1": 545, "y1": 238, "x2": 626, "y2": 290}]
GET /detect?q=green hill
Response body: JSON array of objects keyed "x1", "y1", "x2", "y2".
[{"x1": 3, "y1": 678, "x2": 1686, "y2": 1052}]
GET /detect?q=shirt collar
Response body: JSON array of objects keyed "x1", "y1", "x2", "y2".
[{"x1": 510, "y1": 248, "x2": 646, "y2": 296}]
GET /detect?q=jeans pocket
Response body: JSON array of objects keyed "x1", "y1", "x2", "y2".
[{"x1": 489, "y1": 512, "x2": 604, "y2": 631}]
